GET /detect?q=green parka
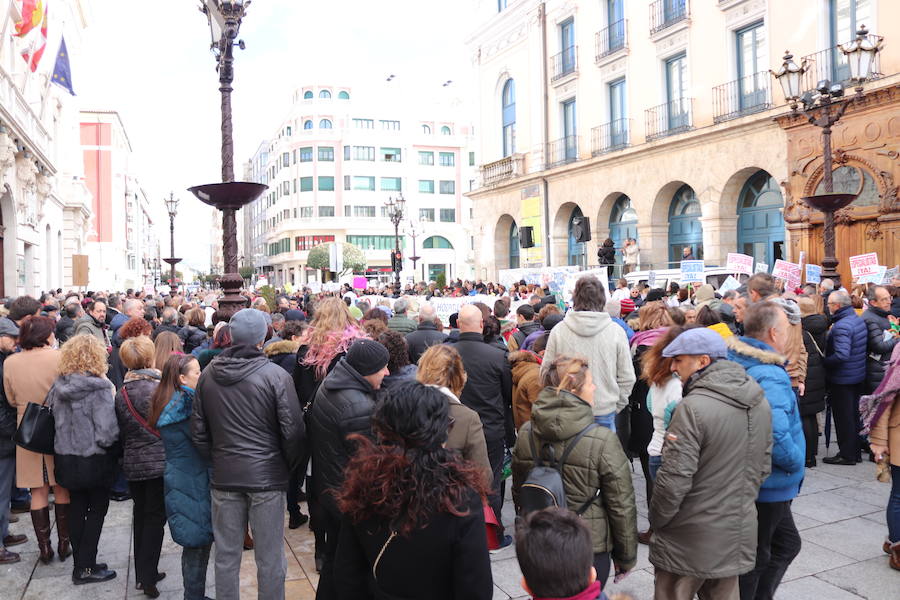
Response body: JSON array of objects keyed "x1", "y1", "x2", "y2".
[
  {"x1": 512, "y1": 387, "x2": 638, "y2": 570},
  {"x1": 649, "y1": 359, "x2": 773, "y2": 579}
]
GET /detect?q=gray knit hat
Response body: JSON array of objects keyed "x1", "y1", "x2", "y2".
[{"x1": 229, "y1": 308, "x2": 269, "y2": 346}]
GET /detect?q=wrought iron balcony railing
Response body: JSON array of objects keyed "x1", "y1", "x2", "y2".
[
  {"x1": 596, "y1": 19, "x2": 627, "y2": 60},
  {"x1": 591, "y1": 119, "x2": 631, "y2": 155},
  {"x1": 650, "y1": 0, "x2": 689, "y2": 35},
  {"x1": 645, "y1": 99, "x2": 693, "y2": 141},
  {"x1": 546, "y1": 135, "x2": 580, "y2": 168},
  {"x1": 551, "y1": 46, "x2": 578, "y2": 81},
  {"x1": 712, "y1": 71, "x2": 771, "y2": 123},
  {"x1": 800, "y1": 35, "x2": 882, "y2": 95}
]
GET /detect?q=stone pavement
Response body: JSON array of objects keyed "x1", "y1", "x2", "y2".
[{"x1": 3, "y1": 440, "x2": 897, "y2": 599}]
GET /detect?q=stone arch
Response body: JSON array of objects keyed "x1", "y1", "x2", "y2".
[
  {"x1": 595, "y1": 191, "x2": 627, "y2": 242},
  {"x1": 551, "y1": 202, "x2": 581, "y2": 266},
  {"x1": 720, "y1": 166, "x2": 768, "y2": 219},
  {"x1": 493, "y1": 214, "x2": 519, "y2": 270}
]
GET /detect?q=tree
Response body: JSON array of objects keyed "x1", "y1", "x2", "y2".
[
  {"x1": 256, "y1": 285, "x2": 276, "y2": 311},
  {"x1": 238, "y1": 265, "x2": 255, "y2": 281},
  {"x1": 435, "y1": 271, "x2": 447, "y2": 290},
  {"x1": 307, "y1": 242, "x2": 367, "y2": 277}
]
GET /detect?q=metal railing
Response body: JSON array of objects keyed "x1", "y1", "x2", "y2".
[
  {"x1": 551, "y1": 46, "x2": 578, "y2": 81},
  {"x1": 591, "y1": 119, "x2": 631, "y2": 155},
  {"x1": 650, "y1": 0, "x2": 689, "y2": 35},
  {"x1": 596, "y1": 19, "x2": 627, "y2": 60},
  {"x1": 480, "y1": 154, "x2": 525, "y2": 186},
  {"x1": 645, "y1": 99, "x2": 693, "y2": 141},
  {"x1": 546, "y1": 135, "x2": 580, "y2": 168},
  {"x1": 801, "y1": 35, "x2": 882, "y2": 94},
  {"x1": 712, "y1": 71, "x2": 771, "y2": 123}
]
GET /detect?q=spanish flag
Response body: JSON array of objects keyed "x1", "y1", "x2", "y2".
[
  {"x1": 14, "y1": 0, "x2": 43, "y2": 38},
  {"x1": 19, "y1": 2, "x2": 48, "y2": 73}
]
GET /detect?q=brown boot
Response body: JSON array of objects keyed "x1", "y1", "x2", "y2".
[
  {"x1": 638, "y1": 529, "x2": 653, "y2": 545},
  {"x1": 55, "y1": 503, "x2": 72, "y2": 561},
  {"x1": 243, "y1": 527, "x2": 254, "y2": 551},
  {"x1": 30, "y1": 507, "x2": 54, "y2": 564},
  {"x1": 890, "y1": 541, "x2": 900, "y2": 572}
]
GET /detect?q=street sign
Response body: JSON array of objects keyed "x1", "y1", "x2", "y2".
[
  {"x1": 680, "y1": 260, "x2": 705, "y2": 284},
  {"x1": 726, "y1": 253, "x2": 754, "y2": 275},
  {"x1": 805, "y1": 264, "x2": 822, "y2": 284},
  {"x1": 849, "y1": 252, "x2": 879, "y2": 278}
]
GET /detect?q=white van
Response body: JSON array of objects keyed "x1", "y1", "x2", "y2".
[{"x1": 625, "y1": 267, "x2": 745, "y2": 291}]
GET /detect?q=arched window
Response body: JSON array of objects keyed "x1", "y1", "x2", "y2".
[
  {"x1": 303, "y1": 120, "x2": 313, "y2": 129},
  {"x1": 509, "y1": 222, "x2": 520, "y2": 269},
  {"x1": 319, "y1": 119, "x2": 333, "y2": 129},
  {"x1": 338, "y1": 91, "x2": 350, "y2": 100},
  {"x1": 502, "y1": 79, "x2": 516, "y2": 157},
  {"x1": 567, "y1": 206, "x2": 585, "y2": 266},
  {"x1": 422, "y1": 124, "x2": 432, "y2": 134},
  {"x1": 423, "y1": 236, "x2": 454, "y2": 249},
  {"x1": 670, "y1": 185, "x2": 701, "y2": 216},
  {"x1": 303, "y1": 90, "x2": 313, "y2": 99},
  {"x1": 668, "y1": 184, "x2": 703, "y2": 262},
  {"x1": 441, "y1": 126, "x2": 452, "y2": 135},
  {"x1": 815, "y1": 165, "x2": 879, "y2": 206},
  {"x1": 319, "y1": 90, "x2": 331, "y2": 99},
  {"x1": 738, "y1": 170, "x2": 784, "y2": 267},
  {"x1": 609, "y1": 194, "x2": 638, "y2": 267}
]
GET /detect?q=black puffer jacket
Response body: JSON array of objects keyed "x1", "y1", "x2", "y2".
[
  {"x1": 192, "y1": 345, "x2": 305, "y2": 492},
  {"x1": 179, "y1": 325, "x2": 208, "y2": 354},
  {"x1": 799, "y1": 314, "x2": 828, "y2": 415},
  {"x1": 598, "y1": 245, "x2": 616, "y2": 265},
  {"x1": 308, "y1": 359, "x2": 380, "y2": 514},
  {"x1": 114, "y1": 369, "x2": 164, "y2": 481},
  {"x1": 108, "y1": 334, "x2": 127, "y2": 391},
  {"x1": 0, "y1": 351, "x2": 16, "y2": 458},
  {"x1": 862, "y1": 306, "x2": 900, "y2": 393},
  {"x1": 454, "y1": 332, "x2": 514, "y2": 445},
  {"x1": 405, "y1": 322, "x2": 447, "y2": 364}
]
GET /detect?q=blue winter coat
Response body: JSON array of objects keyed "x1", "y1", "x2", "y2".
[
  {"x1": 157, "y1": 387, "x2": 213, "y2": 548},
  {"x1": 824, "y1": 305, "x2": 868, "y2": 385},
  {"x1": 727, "y1": 336, "x2": 805, "y2": 503}
]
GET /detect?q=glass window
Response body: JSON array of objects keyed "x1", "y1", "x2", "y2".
[
  {"x1": 439, "y1": 152, "x2": 455, "y2": 167},
  {"x1": 380, "y1": 147, "x2": 402, "y2": 162},
  {"x1": 319, "y1": 90, "x2": 331, "y2": 99},
  {"x1": 440, "y1": 208, "x2": 456, "y2": 223},
  {"x1": 344, "y1": 175, "x2": 351, "y2": 190},
  {"x1": 353, "y1": 118, "x2": 374, "y2": 129},
  {"x1": 353, "y1": 146, "x2": 375, "y2": 161},
  {"x1": 299, "y1": 147, "x2": 313, "y2": 162},
  {"x1": 418, "y1": 180, "x2": 434, "y2": 194},
  {"x1": 815, "y1": 165, "x2": 879, "y2": 206},
  {"x1": 318, "y1": 205, "x2": 335, "y2": 217},
  {"x1": 419, "y1": 208, "x2": 435, "y2": 222},
  {"x1": 418, "y1": 151, "x2": 434, "y2": 165},
  {"x1": 346, "y1": 235, "x2": 399, "y2": 250},
  {"x1": 469, "y1": 151, "x2": 475, "y2": 166},
  {"x1": 338, "y1": 91, "x2": 350, "y2": 100},
  {"x1": 303, "y1": 90, "x2": 313, "y2": 99},
  {"x1": 422, "y1": 124, "x2": 432, "y2": 134},
  {"x1": 354, "y1": 205, "x2": 376, "y2": 218},
  {"x1": 353, "y1": 176, "x2": 375, "y2": 191},
  {"x1": 665, "y1": 53, "x2": 689, "y2": 130},
  {"x1": 318, "y1": 146, "x2": 334, "y2": 161},
  {"x1": 560, "y1": 18, "x2": 575, "y2": 72},
  {"x1": 344, "y1": 204, "x2": 351, "y2": 217},
  {"x1": 318, "y1": 176, "x2": 335, "y2": 191},
  {"x1": 303, "y1": 120, "x2": 313, "y2": 129},
  {"x1": 319, "y1": 119, "x2": 333, "y2": 129},
  {"x1": 424, "y1": 235, "x2": 453, "y2": 249},
  {"x1": 292, "y1": 149, "x2": 297, "y2": 164},
  {"x1": 299, "y1": 206, "x2": 313, "y2": 218},
  {"x1": 439, "y1": 180, "x2": 455, "y2": 194},
  {"x1": 381, "y1": 177, "x2": 402, "y2": 192},
  {"x1": 440, "y1": 125, "x2": 452, "y2": 135},
  {"x1": 281, "y1": 152, "x2": 290, "y2": 167},
  {"x1": 380, "y1": 120, "x2": 400, "y2": 130},
  {"x1": 344, "y1": 145, "x2": 350, "y2": 160},
  {"x1": 832, "y1": 0, "x2": 870, "y2": 46},
  {"x1": 300, "y1": 177, "x2": 313, "y2": 192}
]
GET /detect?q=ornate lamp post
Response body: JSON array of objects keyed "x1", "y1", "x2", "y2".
[
  {"x1": 406, "y1": 219, "x2": 420, "y2": 282},
  {"x1": 190, "y1": 1, "x2": 267, "y2": 318},
  {"x1": 163, "y1": 193, "x2": 181, "y2": 289},
  {"x1": 772, "y1": 26, "x2": 883, "y2": 285},
  {"x1": 385, "y1": 193, "x2": 405, "y2": 288}
]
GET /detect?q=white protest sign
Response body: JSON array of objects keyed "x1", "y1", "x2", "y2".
[
  {"x1": 772, "y1": 259, "x2": 801, "y2": 289},
  {"x1": 884, "y1": 266, "x2": 899, "y2": 284},
  {"x1": 726, "y1": 253, "x2": 754, "y2": 275},
  {"x1": 307, "y1": 281, "x2": 322, "y2": 294},
  {"x1": 799, "y1": 251, "x2": 806, "y2": 267},
  {"x1": 805, "y1": 264, "x2": 822, "y2": 284},
  {"x1": 849, "y1": 252, "x2": 879, "y2": 278},
  {"x1": 648, "y1": 271, "x2": 657, "y2": 287},
  {"x1": 680, "y1": 260, "x2": 705, "y2": 284},
  {"x1": 858, "y1": 266, "x2": 888, "y2": 285},
  {"x1": 718, "y1": 275, "x2": 741, "y2": 293},
  {"x1": 563, "y1": 269, "x2": 609, "y2": 303},
  {"x1": 755, "y1": 262, "x2": 769, "y2": 273}
]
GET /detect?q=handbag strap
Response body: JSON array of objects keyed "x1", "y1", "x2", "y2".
[
  {"x1": 122, "y1": 386, "x2": 160, "y2": 439},
  {"x1": 372, "y1": 530, "x2": 397, "y2": 582},
  {"x1": 805, "y1": 330, "x2": 825, "y2": 358}
]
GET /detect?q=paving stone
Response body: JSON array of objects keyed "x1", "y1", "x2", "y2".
[
  {"x1": 829, "y1": 479, "x2": 892, "y2": 506},
  {"x1": 796, "y1": 470, "x2": 859, "y2": 495},
  {"x1": 791, "y1": 490, "x2": 883, "y2": 524},
  {"x1": 774, "y1": 575, "x2": 865, "y2": 599},
  {"x1": 815, "y1": 556, "x2": 900, "y2": 600},
  {"x1": 781, "y1": 539, "x2": 855, "y2": 582},
  {"x1": 801, "y1": 517, "x2": 890, "y2": 562},
  {"x1": 21, "y1": 571, "x2": 127, "y2": 600},
  {"x1": 602, "y1": 567, "x2": 656, "y2": 599},
  {"x1": 490, "y1": 556, "x2": 524, "y2": 598}
]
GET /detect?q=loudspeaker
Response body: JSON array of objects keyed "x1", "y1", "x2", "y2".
[
  {"x1": 519, "y1": 226, "x2": 535, "y2": 248},
  {"x1": 572, "y1": 216, "x2": 591, "y2": 243}
]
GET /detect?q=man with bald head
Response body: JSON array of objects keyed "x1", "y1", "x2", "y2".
[
  {"x1": 405, "y1": 303, "x2": 447, "y2": 364},
  {"x1": 454, "y1": 303, "x2": 514, "y2": 548}
]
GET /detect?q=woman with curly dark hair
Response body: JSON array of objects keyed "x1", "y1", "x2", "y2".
[
  {"x1": 377, "y1": 330, "x2": 417, "y2": 390},
  {"x1": 335, "y1": 381, "x2": 493, "y2": 599}
]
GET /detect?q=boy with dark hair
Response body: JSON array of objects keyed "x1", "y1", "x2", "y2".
[{"x1": 516, "y1": 507, "x2": 605, "y2": 600}]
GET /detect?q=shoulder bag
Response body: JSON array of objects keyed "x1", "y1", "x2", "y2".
[
  {"x1": 122, "y1": 386, "x2": 160, "y2": 439},
  {"x1": 14, "y1": 397, "x2": 55, "y2": 455}
]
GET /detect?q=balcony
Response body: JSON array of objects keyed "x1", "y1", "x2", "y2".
[
  {"x1": 591, "y1": 119, "x2": 631, "y2": 155},
  {"x1": 801, "y1": 36, "x2": 882, "y2": 94},
  {"x1": 650, "y1": 0, "x2": 689, "y2": 35},
  {"x1": 0, "y1": 64, "x2": 50, "y2": 161},
  {"x1": 480, "y1": 154, "x2": 525, "y2": 187},
  {"x1": 546, "y1": 136, "x2": 580, "y2": 168},
  {"x1": 551, "y1": 46, "x2": 578, "y2": 82},
  {"x1": 596, "y1": 19, "x2": 627, "y2": 61},
  {"x1": 712, "y1": 71, "x2": 771, "y2": 123},
  {"x1": 645, "y1": 99, "x2": 693, "y2": 141}
]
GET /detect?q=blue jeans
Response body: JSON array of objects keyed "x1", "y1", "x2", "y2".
[
  {"x1": 649, "y1": 455, "x2": 662, "y2": 482},
  {"x1": 0, "y1": 456, "x2": 14, "y2": 541},
  {"x1": 182, "y1": 544, "x2": 212, "y2": 600},
  {"x1": 889, "y1": 464, "x2": 900, "y2": 544},
  {"x1": 594, "y1": 412, "x2": 617, "y2": 432}
]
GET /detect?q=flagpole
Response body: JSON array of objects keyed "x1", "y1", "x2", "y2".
[{"x1": 0, "y1": 0, "x2": 14, "y2": 63}]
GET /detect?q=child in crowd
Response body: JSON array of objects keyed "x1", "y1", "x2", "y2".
[{"x1": 515, "y1": 507, "x2": 608, "y2": 600}]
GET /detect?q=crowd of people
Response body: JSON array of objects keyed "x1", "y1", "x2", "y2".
[{"x1": 0, "y1": 269, "x2": 898, "y2": 600}]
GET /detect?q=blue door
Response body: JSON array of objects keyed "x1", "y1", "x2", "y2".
[
  {"x1": 568, "y1": 207, "x2": 584, "y2": 266},
  {"x1": 668, "y1": 184, "x2": 703, "y2": 263},
  {"x1": 607, "y1": 0, "x2": 625, "y2": 50},
  {"x1": 609, "y1": 195, "x2": 637, "y2": 268},
  {"x1": 509, "y1": 222, "x2": 520, "y2": 269},
  {"x1": 609, "y1": 79, "x2": 627, "y2": 148},
  {"x1": 562, "y1": 98, "x2": 577, "y2": 160},
  {"x1": 737, "y1": 170, "x2": 784, "y2": 267}
]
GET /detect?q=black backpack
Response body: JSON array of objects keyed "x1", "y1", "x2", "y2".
[{"x1": 519, "y1": 423, "x2": 602, "y2": 517}]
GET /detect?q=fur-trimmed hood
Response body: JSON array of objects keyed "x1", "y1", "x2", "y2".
[
  {"x1": 123, "y1": 368, "x2": 161, "y2": 384},
  {"x1": 264, "y1": 339, "x2": 300, "y2": 357},
  {"x1": 509, "y1": 349, "x2": 541, "y2": 367},
  {"x1": 726, "y1": 336, "x2": 786, "y2": 366}
]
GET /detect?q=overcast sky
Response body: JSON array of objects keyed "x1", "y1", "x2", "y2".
[{"x1": 77, "y1": 0, "x2": 474, "y2": 270}]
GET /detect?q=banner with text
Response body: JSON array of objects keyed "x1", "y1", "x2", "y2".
[
  {"x1": 849, "y1": 252, "x2": 879, "y2": 279},
  {"x1": 772, "y1": 259, "x2": 801, "y2": 289},
  {"x1": 805, "y1": 264, "x2": 822, "y2": 284},
  {"x1": 726, "y1": 253, "x2": 754, "y2": 275},
  {"x1": 680, "y1": 260, "x2": 705, "y2": 284}
]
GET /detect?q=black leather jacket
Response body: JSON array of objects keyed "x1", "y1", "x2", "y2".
[
  {"x1": 862, "y1": 306, "x2": 900, "y2": 392},
  {"x1": 453, "y1": 332, "x2": 514, "y2": 445},
  {"x1": 192, "y1": 345, "x2": 304, "y2": 492}
]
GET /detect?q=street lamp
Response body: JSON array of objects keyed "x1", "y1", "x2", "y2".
[
  {"x1": 405, "y1": 219, "x2": 421, "y2": 283},
  {"x1": 190, "y1": 0, "x2": 267, "y2": 318},
  {"x1": 163, "y1": 193, "x2": 181, "y2": 290},
  {"x1": 772, "y1": 25, "x2": 883, "y2": 285},
  {"x1": 385, "y1": 193, "x2": 405, "y2": 288}
]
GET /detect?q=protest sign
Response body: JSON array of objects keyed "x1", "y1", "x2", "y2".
[
  {"x1": 858, "y1": 266, "x2": 887, "y2": 285},
  {"x1": 648, "y1": 271, "x2": 657, "y2": 287},
  {"x1": 884, "y1": 266, "x2": 899, "y2": 284},
  {"x1": 755, "y1": 262, "x2": 769, "y2": 273},
  {"x1": 680, "y1": 260, "x2": 705, "y2": 284},
  {"x1": 726, "y1": 253, "x2": 754, "y2": 275},
  {"x1": 563, "y1": 269, "x2": 609, "y2": 303},
  {"x1": 718, "y1": 275, "x2": 741, "y2": 293},
  {"x1": 352, "y1": 276, "x2": 367, "y2": 290},
  {"x1": 805, "y1": 264, "x2": 822, "y2": 284},
  {"x1": 849, "y1": 252, "x2": 879, "y2": 278},
  {"x1": 772, "y1": 260, "x2": 802, "y2": 289}
]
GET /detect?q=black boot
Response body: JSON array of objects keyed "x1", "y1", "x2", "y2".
[
  {"x1": 30, "y1": 507, "x2": 54, "y2": 564},
  {"x1": 55, "y1": 503, "x2": 72, "y2": 561}
]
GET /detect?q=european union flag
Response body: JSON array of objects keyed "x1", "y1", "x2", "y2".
[{"x1": 51, "y1": 35, "x2": 74, "y2": 96}]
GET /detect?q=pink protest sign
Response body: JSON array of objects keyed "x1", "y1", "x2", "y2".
[
  {"x1": 352, "y1": 276, "x2": 368, "y2": 290},
  {"x1": 849, "y1": 253, "x2": 879, "y2": 278}
]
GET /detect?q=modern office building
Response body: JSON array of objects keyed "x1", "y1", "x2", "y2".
[
  {"x1": 243, "y1": 83, "x2": 477, "y2": 287},
  {"x1": 467, "y1": 0, "x2": 900, "y2": 283}
]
